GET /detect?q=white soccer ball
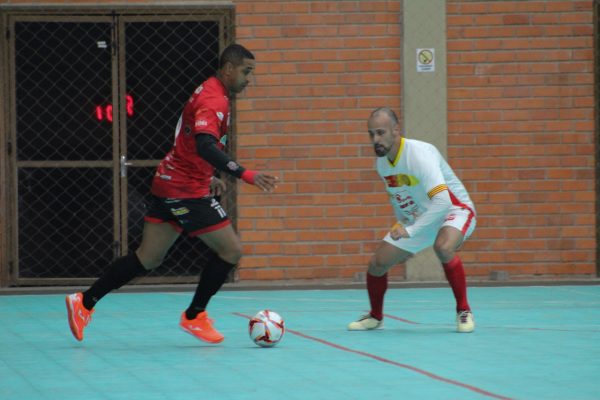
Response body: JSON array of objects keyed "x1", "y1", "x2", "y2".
[{"x1": 248, "y1": 310, "x2": 285, "y2": 348}]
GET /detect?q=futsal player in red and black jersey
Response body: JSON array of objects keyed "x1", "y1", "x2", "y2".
[{"x1": 66, "y1": 44, "x2": 278, "y2": 344}]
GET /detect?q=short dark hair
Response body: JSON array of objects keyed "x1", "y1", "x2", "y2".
[
  {"x1": 370, "y1": 107, "x2": 399, "y2": 124},
  {"x1": 219, "y1": 44, "x2": 255, "y2": 68}
]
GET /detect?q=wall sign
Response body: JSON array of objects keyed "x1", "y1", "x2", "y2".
[{"x1": 417, "y1": 48, "x2": 435, "y2": 72}]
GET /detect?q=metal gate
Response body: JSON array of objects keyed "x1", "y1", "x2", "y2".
[{"x1": 3, "y1": 6, "x2": 236, "y2": 286}]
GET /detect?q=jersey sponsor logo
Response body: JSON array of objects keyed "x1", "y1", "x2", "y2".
[
  {"x1": 384, "y1": 174, "x2": 420, "y2": 188},
  {"x1": 170, "y1": 207, "x2": 190, "y2": 216},
  {"x1": 395, "y1": 193, "x2": 416, "y2": 209},
  {"x1": 195, "y1": 120, "x2": 208, "y2": 127},
  {"x1": 189, "y1": 85, "x2": 204, "y2": 103},
  {"x1": 194, "y1": 107, "x2": 209, "y2": 121},
  {"x1": 393, "y1": 191, "x2": 421, "y2": 220}
]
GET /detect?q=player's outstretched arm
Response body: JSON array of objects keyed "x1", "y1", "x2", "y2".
[
  {"x1": 250, "y1": 172, "x2": 278, "y2": 193},
  {"x1": 196, "y1": 134, "x2": 279, "y2": 192}
]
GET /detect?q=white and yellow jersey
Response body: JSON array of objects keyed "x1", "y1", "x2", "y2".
[{"x1": 376, "y1": 137, "x2": 475, "y2": 237}]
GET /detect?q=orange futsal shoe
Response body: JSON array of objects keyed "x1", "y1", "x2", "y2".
[
  {"x1": 66, "y1": 292, "x2": 94, "y2": 341},
  {"x1": 179, "y1": 311, "x2": 224, "y2": 344}
]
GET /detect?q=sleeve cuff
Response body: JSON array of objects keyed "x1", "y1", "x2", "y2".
[{"x1": 241, "y1": 170, "x2": 257, "y2": 184}]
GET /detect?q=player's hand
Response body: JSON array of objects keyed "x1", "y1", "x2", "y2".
[
  {"x1": 210, "y1": 177, "x2": 226, "y2": 197},
  {"x1": 254, "y1": 173, "x2": 279, "y2": 193},
  {"x1": 390, "y1": 222, "x2": 409, "y2": 240}
]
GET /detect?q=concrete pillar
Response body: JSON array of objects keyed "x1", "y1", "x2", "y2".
[{"x1": 402, "y1": 0, "x2": 447, "y2": 281}]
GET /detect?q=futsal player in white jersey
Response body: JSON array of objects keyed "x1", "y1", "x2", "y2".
[{"x1": 348, "y1": 107, "x2": 476, "y2": 333}]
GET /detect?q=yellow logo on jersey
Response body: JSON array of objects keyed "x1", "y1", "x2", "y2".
[{"x1": 383, "y1": 174, "x2": 420, "y2": 188}]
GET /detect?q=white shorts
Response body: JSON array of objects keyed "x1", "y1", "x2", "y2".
[{"x1": 383, "y1": 207, "x2": 476, "y2": 254}]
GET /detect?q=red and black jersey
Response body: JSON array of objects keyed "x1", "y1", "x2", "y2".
[{"x1": 151, "y1": 77, "x2": 230, "y2": 198}]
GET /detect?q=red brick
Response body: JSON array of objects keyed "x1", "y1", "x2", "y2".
[{"x1": 503, "y1": 14, "x2": 530, "y2": 25}]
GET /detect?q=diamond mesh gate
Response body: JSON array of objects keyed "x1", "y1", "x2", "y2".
[{"x1": 6, "y1": 7, "x2": 235, "y2": 286}]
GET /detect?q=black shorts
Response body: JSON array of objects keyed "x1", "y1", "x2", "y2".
[{"x1": 144, "y1": 195, "x2": 230, "y2": 237}]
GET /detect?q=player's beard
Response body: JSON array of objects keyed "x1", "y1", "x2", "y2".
[
  {"x1": 374, "y1": 144, "x2": 388, "y2": 157},
  {"x1": 234, "y1": 82, "x2": 248, "y2": 94}
]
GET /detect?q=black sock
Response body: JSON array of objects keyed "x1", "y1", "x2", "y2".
[
  {"x1": 82, "y1": 253, "x2": 147, "y2": 310},
  {"x1": 185, "y1": 255, "x2": 236, "y2": 320}
]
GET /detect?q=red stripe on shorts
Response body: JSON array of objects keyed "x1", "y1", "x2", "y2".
[
  {"x1": 448, "y1": 190, "x2": 476, "y2": 235},
  {"x1": 188, "y1": 220, "x2": 231, "y2": 237},
  {"x1": 143, "y1": 216, "x2": 184, "y2": 233}
]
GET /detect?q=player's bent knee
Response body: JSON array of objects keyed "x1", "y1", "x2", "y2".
[
  {"x1": 367, "y1": 258, "x2": 389, "y2": 277},
  {"x1": 224, "y1": 252, "x2": 242, "y2": 265},
  {"x1": 433, "y1": 242, "x2": 455, "y2": 264},
  {"x1": 367, "y1": 267, "x2": 387, "y2": 277},
  {"x1": 218, "y1": 243, "x2": 243, "y2": 265},
  {"x1": 135, "y1": 251, "x2": 165, "y2": 270},
  {"x1": 140, "y1": 257, "x2": 163, "y2": 270}
]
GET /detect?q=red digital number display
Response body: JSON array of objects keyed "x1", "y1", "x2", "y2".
[{"x1": 95, "y1": 94, "x2": 134, "y2": 122}]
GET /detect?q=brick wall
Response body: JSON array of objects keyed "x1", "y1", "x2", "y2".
[
  {"x1": 232, "y1": 1, "x2": 403, "y2": 281},
  {"x1": 446, "y1": 0, "x2": 596, "y2": 278}
]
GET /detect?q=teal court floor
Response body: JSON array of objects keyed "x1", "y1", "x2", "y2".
[{"x1": 1, "y1": 285, "x2": 599, "y2": 400}]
